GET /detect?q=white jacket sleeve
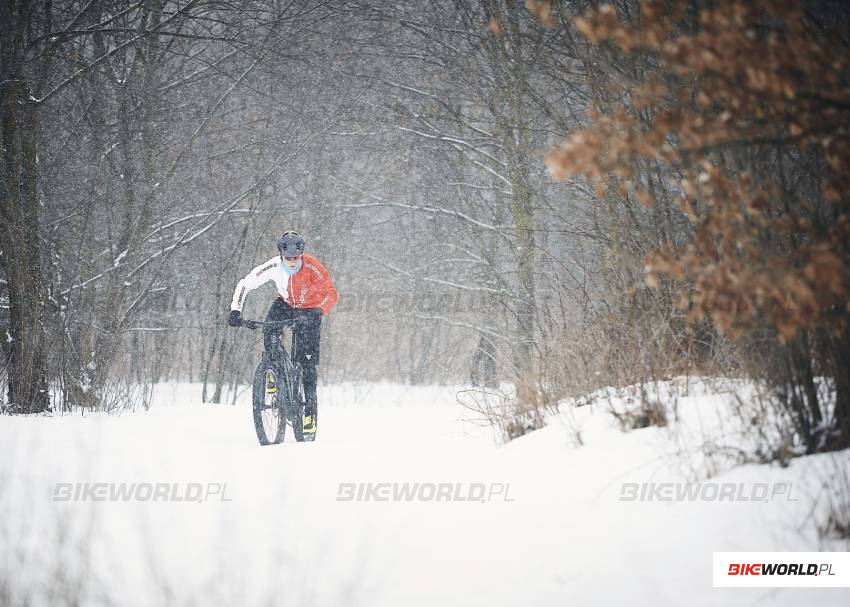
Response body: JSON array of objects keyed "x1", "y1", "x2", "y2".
[{"x1": 230, "y1": 258, "x2": 279, "y2": 312}]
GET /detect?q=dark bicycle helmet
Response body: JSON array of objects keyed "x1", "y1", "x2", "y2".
[{"x1": 277, "y1": 230, "x2": 305, "y2": 257}]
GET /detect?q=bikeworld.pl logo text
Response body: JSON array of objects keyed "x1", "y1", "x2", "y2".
[
  {"x1": 53, "y1": 482, "x2": 233, "y2": 503},
  {"x1": 619, "y1": 482, "x2": 797, "y2": 502},
  {"x1": 336, "y1": 482, "x2": 515, "y2": 502},
  {"x1": 728, "y1": 563, "x2": 836, "y2": 577},
  {"x1": 713, "y1": 552, "x2": 850, "y2": 587}
]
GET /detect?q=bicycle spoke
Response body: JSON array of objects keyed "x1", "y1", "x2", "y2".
[{"x1": 262, "y1": 369, "x2": 280, "y2": 441}]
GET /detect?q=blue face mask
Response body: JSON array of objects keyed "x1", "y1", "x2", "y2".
[{"x1": 281, "y1": 257, "x2": 302, "y2": 275}]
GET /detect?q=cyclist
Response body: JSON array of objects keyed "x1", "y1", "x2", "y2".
[{"x1": 227, "y1": 231, "x2": 337, "y2": 435}]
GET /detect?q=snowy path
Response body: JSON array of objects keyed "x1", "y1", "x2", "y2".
[{"x1": 1, "y1": 382, "x2": 848, "y2": 606}]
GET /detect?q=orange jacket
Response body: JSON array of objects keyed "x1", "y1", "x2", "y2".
[
  {"x1": 284, "y1": 253, "x2": 338, "y2": 315},
  {"x1": 230, "y1": 253, "x2": 338, "y2": 315}
]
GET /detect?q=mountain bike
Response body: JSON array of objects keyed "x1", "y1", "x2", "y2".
[{"x1": 240, "y1": 319, "x2": 314, "y2": 445}]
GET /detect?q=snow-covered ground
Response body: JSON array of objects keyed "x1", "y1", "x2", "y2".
[{"x1": 1, "y1": 381, "x2": 849, "y2": 606}]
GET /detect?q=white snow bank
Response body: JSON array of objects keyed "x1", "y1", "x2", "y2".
[{"x1": 0, "y1": 380, "x2": 848, "y2": 606}]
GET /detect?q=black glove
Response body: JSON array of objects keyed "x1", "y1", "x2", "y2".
[{"x1": 227, "y1": 310, "x2": 242, "y2": 327}]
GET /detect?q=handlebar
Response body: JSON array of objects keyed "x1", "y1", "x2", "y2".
[{"x1": 240, "y1": 319, "x2": 296, "y2": 330}]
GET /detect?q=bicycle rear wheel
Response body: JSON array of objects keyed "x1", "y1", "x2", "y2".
[
  {"x1": 252, "y1": 361, "x2": 285, "y2": 445},
  {"x1": 290, "y1": 365, "x2": 308, "y2": 442}
]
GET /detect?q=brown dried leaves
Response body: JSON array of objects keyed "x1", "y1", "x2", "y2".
[{"x1": 549, "y1": 0, "x2": 850, "y2": 342}]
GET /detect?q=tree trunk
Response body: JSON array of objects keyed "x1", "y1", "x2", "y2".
[{"x1": 0, "y1": 80, "x2": 49, "y2": 412}]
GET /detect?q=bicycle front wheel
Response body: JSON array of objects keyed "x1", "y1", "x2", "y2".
[{"x1": 252, "y1": 362, "x2": 285, "y2": 445}]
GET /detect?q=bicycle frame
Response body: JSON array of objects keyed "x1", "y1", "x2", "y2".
[{"x1": 242, "y1": 319, "x2": 303, "y2": 422}]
